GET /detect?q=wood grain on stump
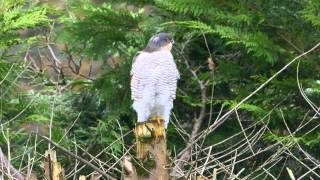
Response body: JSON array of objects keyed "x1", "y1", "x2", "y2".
[{"x1": 125, "y1": 117, "x2": 169, "y2": 180}]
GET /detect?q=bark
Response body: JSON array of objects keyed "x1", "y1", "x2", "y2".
[
  {"x1": 0, "y1": 148, "x2": 25, "y2": 180},
  {"x1": 42, "y1": 150, "x2": 64, "y2": 180},
  {"x1": 131, "y1": 118, "x2": 169, "y2": 180}
]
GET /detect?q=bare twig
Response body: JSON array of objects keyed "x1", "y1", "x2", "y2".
[
  {"x1": 39, "y1": 135, "x2": 117, "y2": 180},
  {"x1": 180, "y1": 42, "x2": 320, "y2": 157}
]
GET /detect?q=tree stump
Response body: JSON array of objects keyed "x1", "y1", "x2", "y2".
[
  {"x1": 42, "y1": 150, "x2": 64, "y2": 180},
  {"x1": 133, "y1": 116, "x2": 169, "y2": 180}
]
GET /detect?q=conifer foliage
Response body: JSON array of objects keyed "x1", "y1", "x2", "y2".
[{"x1": 1, "y1": 0, "x2": 320, "y2": 179}]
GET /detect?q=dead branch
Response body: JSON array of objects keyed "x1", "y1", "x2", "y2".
[
  {"x1": 39, "y1": 135, "x2": 117, "y2": 180},
  {"x1": 173, "y1": 45, "x2": 207, "y2": 173},
  {"x1": 179, "y1": 41, "x2": 320, "y2": 158},
  {"x1": 0, "y1": 148, "x2": 25, "y2": 180}
]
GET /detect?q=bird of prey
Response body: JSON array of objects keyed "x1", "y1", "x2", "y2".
[{"x1": 130, "y1": 33, "x2": 179, "y2": 128}]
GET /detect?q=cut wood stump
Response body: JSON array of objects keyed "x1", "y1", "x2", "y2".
[
  {"x1": 42, "y1": 149, "x2": 64, "y2": 180},
  {"x1": 132, "y1": 116, "x2": 169, "y2": 180}
]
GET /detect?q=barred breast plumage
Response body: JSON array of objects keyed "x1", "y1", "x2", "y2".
[
  {"x1": 130, "y1": 50, "x2": 180, "y2": 101},
  {"x1": 130, "y1": 50, "x2": 180, "y2": 127}
]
